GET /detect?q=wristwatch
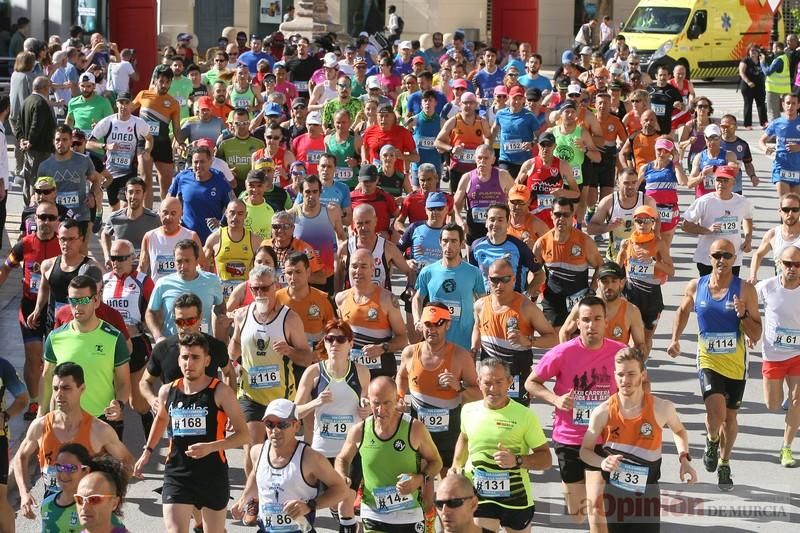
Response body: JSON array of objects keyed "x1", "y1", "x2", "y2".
[
  {"x1": 679, "y1": 452, "x2": 692, "y2": 463},
  {"x1": 382, "y1": 342, "x2": 390, "y2": 352},
  {"x1": 515, "y1": 455, "x2": 523, "y2": 467}
]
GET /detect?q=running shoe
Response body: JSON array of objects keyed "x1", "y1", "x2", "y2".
[
  {"x1": 703, "y1": 436, "x2": 719, "y2": 472},
  {"x1": 243, "y1": 497, "x2": 258, "y2": 526},
  {"x1": 780, "y1": 447, "x2": 796, "y2": 468},
  {"x1": 717, "y1": 462, "x2": 733, "y2": 491},
  {"x1": 23, "y1": 402, "x2": 38, "y2": 421}
]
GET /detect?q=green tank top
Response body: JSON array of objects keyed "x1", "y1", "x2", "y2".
[
  {"x1": 552, "y1": 125, "x2": 585, "y2": 184},
  {"x1": 230, "y1": 85, "x2": 256, "y2": 114},
  {"x1": 41, "y1": 491, "x2": 125, "y2": 532},
  {"x1": 325, "y1": 134, "x2": 358, "y2": 190},
  {"x1": 360, "y1": 414, "x2": 422, "y2": 516}
]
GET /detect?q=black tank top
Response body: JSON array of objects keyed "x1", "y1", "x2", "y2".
[
  {"x1": 165, "y1": 378, "x2": 228, "y2": 479},
  {"x1": 47, "y1": 255, "x2": 90, "y2": 331}
]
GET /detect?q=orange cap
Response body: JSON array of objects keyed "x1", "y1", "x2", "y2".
[
  {"x1": 421, "y1": 305, "x2": 451, "y2": 323},
  {"x1": 633, "y1": 205, "x2": 657, "y2": 219},
  {"x1": 508, "y1": 184, "x2": 531, "y2": 202}
]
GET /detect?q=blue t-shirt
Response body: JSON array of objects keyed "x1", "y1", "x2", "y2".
[
  {"x1": 406, "y1": 90, "x2": 447, "y2": 117},
  {"x1": 399, "y1": 222, "x2": 444, "y2": 268},
  {"x1": 239, "y1": 50, "x2": 273, "y2": 73},
  {"x1": 393, "y1": 57, "x2": 413, "y2": 76},
  {"x1": 295, "y1": 181, "x2": 352, "y2": 210},
  {"x1": 495, "y1": 108, "x2": 540, "y2": 163},
  {"x1": 148, "y1": 271, "x2": 223, "y2": 337},
  {"x1": 64, "y1": 62, "x2": 80, "y2": 84},
  {"x1": 473, "y1": 67, "x2": 506, "y2": 99},
  {"x1": 416, "y1": 260, "x2": 485, "y2": 349},
  {"x1": 721, "y1": 136, "x2": 753, "y2": 194},
  {"x1": 518, "y1": 74, "x2": 552, "y2": 93},
  {"x1": 0, "y1": 357, "x2": 26, "y2": 410},
  {"x1": 412, "y1": 111, "x2": 443, "y2": 174},
  {"x1": 469, "y1": 235, "x2": 539, "y2": 293},
  {"x1": 168, "y1": 168, "x2": 233, "y2": 242}
]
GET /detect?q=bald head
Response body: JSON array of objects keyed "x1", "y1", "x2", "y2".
[
  {"x1": 710, "y1": 238, "x2": 736, "y2": 254},
  {"x1": 369, "y1": 375, "x2": 397, "y2": 395},
  {"x1": 353, "y1": 203, "x2": 377, "y2": 219},
  {"x1": 32, "y1": 76, "x2": 51, "y2": 93},
  {"x1": 437, "y1": 474, "x2": 474, "y2": 496},
  {"x1": 351, "y1": 247, "x2": 373, "y2": 264}
]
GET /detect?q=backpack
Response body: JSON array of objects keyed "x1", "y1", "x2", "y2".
[{"x1": 396, "y1": 16, "x2": 405, "y2": 33}]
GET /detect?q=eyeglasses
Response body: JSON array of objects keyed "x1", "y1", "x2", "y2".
[
  {"x1": 710, "y1": 251, "x2": 734, "y2": 260},
  {"x1": 696, "y1": 104, "x2": 710, "y2": 109},
  {"x1": 272, "y1": 223, "x2": 292, "y2": 230},
  {"x1": 36, "y1": 213, "x2": 59, "y2": 221},
  {"x1": 265, "y1": 419, "x2": 294, "y2": 429},
  {"x1": 174, "y1": 316, "x2": 200, "y2": 327},
  {"x1": 423, "y1": 319, "x2": 448, "y2": 328},
  {"x1": 552, "y1": 212, "x2": 572, "y2": 219},
  {"x1": 67, "y1": 296, "x2": 93, "y2": 306},
  {"x1": 250, "y1": 283, "x2": 274, "y2": 293},
  {"x1": 324, "y1": 334, "x2": 349, "y2": 344},
  {"x1": 634, "y1": 218, "x2": 654, "y2": 224},
  {"x1": 488, "y1": 275, "x2": 512, "y2": 285},
  {"x1": 74, "y1": 494, "x2": 117, "y2": 506},
  {"x1": 34, "y1": 188, "x2": 55, "y2": 195},
  {"x1": 56, "y1": 463, "x2": 87, "y2": 473},
  {"x1": 782, "y1": 260, "x2": 800, "y2": 269},
  {"x1": 434, "y1": 496, "x2": 473, "y2": 509},
  {"x1": 234, "y1": 120, "x2": 250, "y2": 126},
  {"x1": 337, "y1": 83, "x2": 349, "y2": 88},
  {"x1": 781, "y1": 207, "x2": 800, "y2": 213},
  {"x1": 109, "y1": 254, "x2": 131, "y2": 262}
]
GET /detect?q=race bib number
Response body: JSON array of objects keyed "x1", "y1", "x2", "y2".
[
  {"x1": 651, "y1": 103, "x2": 666, "y2": 116},
  {"x1": 294, "y1": 80, "x2": 308, "y2": 92},
  {"x1": 350, "y1": 348, "x2": 380, "y2": 369},
  {"x1": 774, "y1": 327, "x2": 800, "y2": 349},
  {"x1": 703, "y1": 173, "x2": 716, "y2": 190},
  {"x1": 261, "y1": 503, "x2": 297, "y2": 532},
  {"x1": 572, "y1": 389, "x2": 608, "y2": 426},
  {"x1": 566, "y1": 289, "x2": 589, "y2": 310},
  {"x1": 171, "y1": 408, "x2": 207, "y2": 436},
  {"x1": 307, "y1": 151, "x2": 323, "y2": 164},
  {"x1": 715, "y1": 215, "x2": 738, "y2": 235},
  {"x1": 108, "y1": 154, "x2": 132, "y2": 168},
  {"x1": 508, "y1": 374, "x2": 520, "y2": 399},
  {"x1": 473, "y1": 469, "x2": 511, "y2": 498},
  {"x1": 457, "y1": 149, "x2": 475, "y2": 163},
  {"x1": 702, "y1": 332, "x2": 737, "y2": 354},
  {"x1": 234, "y1": 97, "x2": 250, "y2": 108},
  {"x1": 537, "y1": 194, "x2": 555, "y2": 210},
  {"x1": 503, "y1": 139, "x2": 525, "y2": 153},
  {"x1": 57, "y1": 192, "x2": 80, "y2": 208},
  {"x1": 29, "y1": 272, "x2": 41, "y2": 294},
  {"x1": 609, "y1": 462, "x2": 649, "y2": 493},
  {"x1": 417, "y1": 407, "x2": 450, "y2": 432},
  {"x1": 334, "y1": 167, "x2": 352, "y2": 182},
  {"x1": 442, "y1": 300, "x2": 462, "y2": 319},
  {"x1": 44, "y1": 465, "x2": 58, "y2": 489},
  {"x1": 372, "y1": 485, "x2": 414, "y2": 513},
  {"x1": 156, "y1": 254, "x2": 176, "y2": 275},
  {"x1": 471, "y1": 207, "x2": 488, "y2": 222},
  {"x1": 221, "y1": 280, "x2": 239, "y2": 299},
  {"x1": 145, "y1": 119, "x2": 160, "y2": 136},
  {"x1": 417, "y1": 137, "x2": 435, "y2": 149},
  {"x1": 319, "y1": 413, "x2": 353, "y2": 440},
  {"x1": 780, "y1": 169, "x2": 800, "y2": 183},
  {"x1": 248, "y1": 365, "x2": 280, "y2": 389},
  {"x1": 572, "y1": 166, "x2": 583, "y2": 183},
  {"x1": 657, "y1": 205, "x2": 674, "y2": 224},
  {"x1": 628, "y1": 258, "x2": 654, "y2": 281}
]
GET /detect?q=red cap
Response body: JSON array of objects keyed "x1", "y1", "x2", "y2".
[
  {"x1": 509, "y1": 86, "x2": 525, "y2": 98},
  {"x1": 196, "y1": 96, "x2": 213, "y2": 110},
  {"x1": 714, "y1": 165, "x2": 738, "y2": 179},
  {"x1": 412, "y1": 56, "x2": 425, "y2": 65},
  {"x1": 452, "y1": 78, "x2": 468, "y2": 89},
  {"x1": 194, "y1": 138, "x2": 215, "y2": 150}
]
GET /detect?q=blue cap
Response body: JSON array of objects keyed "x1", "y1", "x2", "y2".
[
  {"x1": 426, "y1": 191, "x2": 448, "y2": 208},
  {"x1": 562, "y1": 50, "x2": 576, "y2": 64},
  {"x1": 263, "y1": 102, "x2": 283, "y2": 117}
]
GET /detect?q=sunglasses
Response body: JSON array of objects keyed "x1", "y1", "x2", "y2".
[
  {"x1": 710, "y1": 251, "x2": 734, "y2": 260},
  {"x1": 630, "y1": 99, "x2": 642, "y2": 103},
  {"x1": 783, "y1": 260, "x2": 800, "y2": 269},
  {"x1": 706, "y1": 135, "x2": 721, "y2": 141},
  {"x1": 337, "y1": 83, "x2": 349, "y2": 88},
  {"x1": 265, "y1": 419, "x2": 294, "y2": 429},
  {"x1": 34, "y1": 188, "x2": 55, "y2": 195},
  {"x1": 507, "y1": 73, "x2": 519, "y2": 77},
  {"x1": 109, "y1": 255, "x2": 130, "y2": 262},
  {"x1": 290, "y1": 171, "x2": 305, "y2": 176},
  {"x1": 781, "y1": 207, "x2": 800, "y2": 213},
  {"x1": 427, "y1": 206, "x2": 446, "y2": 211},
  {"x1": 423, "y1": 319, "x2": 448, "y2": 328},
  {"x1": 234, "y1": 121, "x2": 250, "y2": 126},
  {"x1": 265, "y1": 136, "x2": 281, "y2": 140},
  {"x1": 510, "y1": 200, "x2": 527, "y2": 206},
  {"x1": 552, "y1": 212, "x2": 572, "y2": 219},
  {"x1": 175, "y1": 316, "x2": 200, "y2": 327},
  {"x1": 434, "y1": 497, "x2": 472, "y2": 509},
  {"x1": 250, "y1": 283, "x2": 273, "y2": 293},
  {"x1": 36, "y1": 213, "x2": 59, "y2": 221},
  {"x1": 324, "y1": 334, "x2": 349, "y2": 344},
  {"x1": 56, "y1": 463, "x2": 87, "y2": 473},
  {"x1": 696, "y1": 104, "x2": 710, "y2": 109},
  {"x1": 68, "y1": 296, "x2": 93, "y2": 306},
  {"x1": 74, "y1": 494, "x2": 116, "y2": 506},
  {"x1": 489, "y1": 275, "x2": 512, "y2": 285},
  {"x1": 634, "y1": 218, "x2": 654, "y2": 224},
  {"x1": 272, "y1": 223, "x2": 292, "y2": 230}
]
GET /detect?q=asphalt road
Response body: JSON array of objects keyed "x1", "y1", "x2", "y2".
[{"x1": 3, "y1": 80, "x2": 798, "y2": 532}]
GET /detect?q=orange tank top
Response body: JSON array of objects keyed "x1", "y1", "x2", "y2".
[
  {"x1": 602, "y1": 392, "x2": 662, "y2": 463},
  {"x1": 450, "y1": 114, "x2": 485, "y2": 167},
  {"x1": 598, "y1": 113, "x2": 626, "y2": 145},
  {"x1": 605, "y1": 299, "x2": 630, "y2": 344},
  {"x1": 623, "y1": 237, "x2": 667, "y2": 285},
  {"x1": 338, "y1": 286, "x2": 392, "y2": 344},
  {"x1": 508, "y1": 214, "x2": 541, "y2": 243},
  {"x1": 409, "y1": 342, "x2": 460, "y2": 403},
  {"x1": 478, "y1": 292, "x2": 533, "y2": 350},
  {"x1": 631, "y1": 132, "x2": 658, "y2": 173},
  {"x1": 38, "y1": 411, "x2": 97, "y2": 492}
]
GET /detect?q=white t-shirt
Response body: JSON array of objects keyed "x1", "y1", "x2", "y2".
[
  {"x1": 108, "y1": 61, "x2": 136, "y2": 93},
  {"x1": 756, "y1": 275, "x2": 800, "y2": 361},
  {"x1": 682, "y1": 193, "x2": 753, "y2": 266},
  {"x1": 212, "y1": 157, "x2": 235, "y2": 184},
  {"x1": 90, "y1": 115, "x2": 150, "y2": 178},
  {"x1": 338, "y1": 60, "x2": 355, "y2": 77}
]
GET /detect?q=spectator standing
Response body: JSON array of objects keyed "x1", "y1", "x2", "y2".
[
  {"x1": 739, "y1": 45, "x2": 768, "y2": 129},
  {"x1": 18, "y1": 76, "x2": 56, "y2": 204}
]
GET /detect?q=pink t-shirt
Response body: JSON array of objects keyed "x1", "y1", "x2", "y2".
[
  {"x1": 533, "y1": 336, "x2": 626, "y2": 445},
  {"x1": 274, "y1": 81, "x2": 298, "y2": 107}
]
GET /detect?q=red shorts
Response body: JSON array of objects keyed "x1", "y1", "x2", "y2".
[{"x1": 763, "y1": 354, "x2": 800, "y2": 380}]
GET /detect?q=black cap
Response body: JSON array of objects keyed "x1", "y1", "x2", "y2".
[
  {"x1": 246, "y1": 169, "x2": 267, "y2": 182},
  {"x1": 561, "y1": 101, "x2": 577, "y2": 111},
  {"x1": 358, "y1": 164, "x2": 379, "y2": 181},
  {"x1": 115, "y1": 91, "x2": 132, "y2": 101},
  {"x1": 597, "y1": 261, "x2": 626, "y2": 279},
  {"x1": 250, "y1": 33, "x2": 261, "y2": 41},
  {"x1": 538, "y1": 132, "x2": 556, "y2": 145},
  {"x1": 525, "y1": 88, "x2": 542, "y2": 101},
  {"x1": 292, "y1": 97, "x2": 308, "y2": 109},
  {"x1": 557, "y1": 77, "x2": 570, "y2": 89},
  {"x1": 377, "y1": 102, "x2": 394, "y2": 113}
]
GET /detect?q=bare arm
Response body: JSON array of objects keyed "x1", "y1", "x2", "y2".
[
  {"x1": 667, "y1": 279, "x2": 697, "y2": 357},
  {"x1": 749, "y1": 228, "x2": 775, "y2": 284}
]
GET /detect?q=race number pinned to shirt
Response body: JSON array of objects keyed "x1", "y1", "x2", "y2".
[
  {"x1": 372, "y1": 485, "x2": 415, "y2": 513},
  {"x1": 417, "y1": 407, "x2": 450, "y2": 432},
  {"x1": 350, "y1": 348, "x2": 380, "y2": 369},
  {"x1": 473, "y1": 469, "x2": 511, "y2": 498},
  {"x1": 319, "y1": 413, "x2": 353, "y2": 440},
  {"x1": 171, "y1": 407, "x2": 208, "y2": 436},
  {"x1": 572, "y1": 389, "x2": 608, "y2": 426},
  {"x1": 609, "y1": 462, "x2": 649, "y2": 493},
  {"x1": 702, "y1": 332, "x2": 737, "y2": 354},
  {"x1": 775, "y1": 327, "x2": 800, "y2": 349},
  {"x1": 249, "y1": 365, "x2": 280, "y2": 389}
]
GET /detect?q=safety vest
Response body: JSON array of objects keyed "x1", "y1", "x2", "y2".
[{"x1": 766, "y1": 54, "x2": 790, "y2": 95}]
